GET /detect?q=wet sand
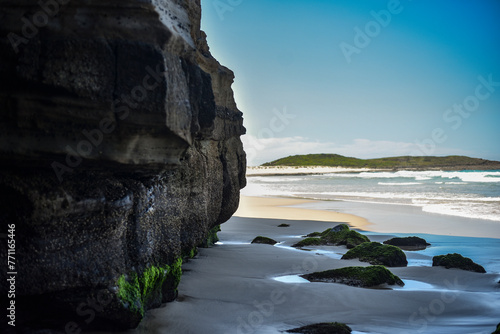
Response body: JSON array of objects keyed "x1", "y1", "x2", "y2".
[
  {"x1": 234, "y1": 196, "x2": 371, "y2": 230},
  {"x1": 122, "y1": 197, "x2": 500, "y2": 334},
  {"x1": 236, "y1": 196, "x2": 500, "y2": 239}
]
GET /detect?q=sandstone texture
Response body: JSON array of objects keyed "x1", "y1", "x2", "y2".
[{"x1": 0, "y1": 0, "x2": 245, "y2": 331}]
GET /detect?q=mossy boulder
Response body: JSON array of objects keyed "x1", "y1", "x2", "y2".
[
  {"x1": 383, "y1": 236, "x2": 430, "y2": 250},
  {"x1": 251, "y1": 236, "x2": 278, "y2": 245},
  {"x1": 432, "y1": 253, "x2": 486, "y2": 273},
  {"x1": 301, "y1": 266, "x2": 404, "y2": 288},
  {"x1": 492, "y1": 323, "x2": 500, "y2": 334},
  {"x1": 294, "y1": 224, "x2": 370, "y2": 249},
  {"x1": 341, "y1": 242, "x2": 408, "y2": 267},
  {"x1": 287, "y1": 322, "x2": 352, "y2": 334},
  {"x1": 292, "y1": 237, "x2": 323, "y2": 247},
  {"x1": 321, "y1": 224, "x2": 370, "y2": 248}
]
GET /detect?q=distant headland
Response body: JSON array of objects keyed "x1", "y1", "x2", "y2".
[{"x1": 261, "y1": 154, "x2": 500, "y2": 170}]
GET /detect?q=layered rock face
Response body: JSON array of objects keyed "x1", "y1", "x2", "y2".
[{"x1": 0, "y1": 0, "x2": 245, "y2": 331}]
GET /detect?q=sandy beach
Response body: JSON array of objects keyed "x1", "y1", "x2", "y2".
[
  {"x1": 234, "y1": 196, "x2": 371, "y2": 230},
  {"x1": 235, "y1": 196, "x2": 500, "y2": 239},
  {"x1": 118, "y1": 195, "x2": 500, "y2": 334}
]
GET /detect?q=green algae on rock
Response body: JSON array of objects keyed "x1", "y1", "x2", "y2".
[
  {"x1": 117, "y1": 258, "x2": 183, "y2": 318},
  {"x1": 182, "y1": 247, "x2": 199, "y2": 261},
  {"x1": 200, "y1": 225, "x2": 221, "y2": 248},
  {"x1": 320, "y1": 224, "x2": 370, "y2": 248},
  {"x1": 383, "y1": 236, "x2": 430, "y2": 250},
  {"x1": 301, "y1": 265, "x2": 404, "y2": 288},
  {"x1": 117, "y1": 273, "x2": 143, "y2": 318},
  {"x1": 432, "y1": 253, "x2": 486, "y2": 273},
  {"x1": 341, "y1": 242, "x2": 408, "y2": 267},
  {"x1": 251, "y1": 236, "x2": 278, "y2": 245},
  {"x1": 286, "y1": 322, "x2": 352, "y2": 333},
  {"x1": 293, "y1": 224, "x2": 369, "y2": 248},
  {"x1": 292, "y1": 237, "x2": 323, "y2": 248}
]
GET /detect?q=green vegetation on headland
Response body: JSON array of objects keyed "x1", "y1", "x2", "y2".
[{"x1": 262, "y1": 154, "x2": 500, "y2": 170}]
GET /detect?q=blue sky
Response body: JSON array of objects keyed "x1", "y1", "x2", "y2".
[{"x1": 200, "y1": 0, "x2": 500, "y2": 165}]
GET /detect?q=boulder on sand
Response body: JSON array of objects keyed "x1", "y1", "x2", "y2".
[{"x1": 341, "y1": 242, "x2": 408, "y2": 267}]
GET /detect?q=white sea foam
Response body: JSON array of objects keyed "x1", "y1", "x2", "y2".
[
  {"x1": 378, "y1": 182, "x2": 423, "y2": 186},
  {"x1": 318, "y1": 193, "x2": 500, "y2": 221},
  {"x1": 418, "y1": 201, "x2": 500, "y2": 221},
  {"x1": 273, "y1": 275, "x2": 309, "y2": 284},
  {"x1": 345, "y1": 170, "x2": 500, "y2": 183},
  {"x1": 318, "y1": 191, "x2": 500, "y2": 202},
  {"x1": 250, "y1": 176, "x2": 307, "y2": 183},
  {"x1": 241, "y1": 182, "x2": 297, "y2": 197},
  {"x1": 398, "y1": 280, "x2": 435, "y2": 291},
  {"x1": 244, "y1": 170, "x2": 500, "y2": 221},
  {"x1": 415, "y1": 176, "x2": 433, "y2": 181}
]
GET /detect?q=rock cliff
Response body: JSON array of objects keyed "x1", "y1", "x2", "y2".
[{"x1": 0, "y1": 0, "x2": 246, "y2": 331}]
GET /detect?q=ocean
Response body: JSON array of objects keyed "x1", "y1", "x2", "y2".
[
  {"x1": 243, "y1": 169, "x2": 500, "y2": 274},
  {"x1": 243, "y1": 170, "x2": 500, "y2": 222}
]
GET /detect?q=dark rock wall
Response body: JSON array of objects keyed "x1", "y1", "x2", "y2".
[{"x1": 0, "y1": 0, "x2": 245, "y2": 330}]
